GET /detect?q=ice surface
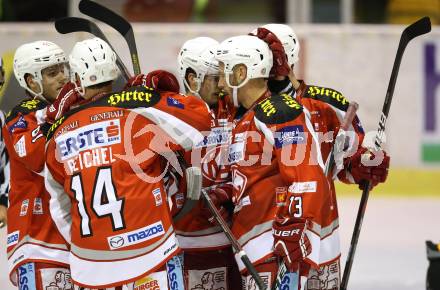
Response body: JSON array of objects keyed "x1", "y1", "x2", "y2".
[{"x1": 1, "y1": 197, "x2": 439, "y2": 289}]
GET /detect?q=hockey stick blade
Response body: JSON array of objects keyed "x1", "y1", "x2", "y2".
[
  {"x1": 376, "y1": 16, "x2": 431, "y2": 146},
  {"x1": 78, "y1": 0, "x2": 141, "y2": 75},
  {"x1": 54, "y1": 17, "x2": 131, "y2": 80},
  {"x1": 341, "y1": 17, "x2": 431, "y2": 290},
  {"x1": 402, "y1": 16, "x2": 431, "y2": 45},
  {"x1": 173, "y1": 167, "x2": 202, "y2": 222}
]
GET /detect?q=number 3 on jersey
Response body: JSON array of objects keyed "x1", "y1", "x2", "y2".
[{"x1": 71, "y1": 167, "x2": 125, "y2": 236}]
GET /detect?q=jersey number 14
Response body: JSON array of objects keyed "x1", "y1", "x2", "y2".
[{"x1": 71, "y1": 167, "x2": 125, "y2": 236}]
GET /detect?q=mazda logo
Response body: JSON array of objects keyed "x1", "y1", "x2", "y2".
[{"x1": 109, "y1": 236, "x2": 124, "y2": 249}]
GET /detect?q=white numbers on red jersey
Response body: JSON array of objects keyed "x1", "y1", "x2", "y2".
[
  {"x1": 71, "y1": 167, "x2": 125, "y2": 236},
  {"x1": 288, "y1": 196, "x2": 303, "y2": 218}
]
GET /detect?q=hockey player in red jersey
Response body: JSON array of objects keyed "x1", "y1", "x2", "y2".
[
  {"x1": 3, "y1": 41, "x2": 72, "y2": 290},
  {"x1": 214, "y1": 34, "x2": 333, "y2": 290},
  {"x1": 45, "y1": 37, "x2": 213, "y2": 289},
  {"x1": 250, "y1": 24, "x2": 390, "y2": 289},
  {"x1": 174, "y1": 36, "x2": 241, "y2": 290}
]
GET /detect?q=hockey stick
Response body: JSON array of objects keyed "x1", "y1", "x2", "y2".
[
  {"x1": 201, "y1": 187, "x2": 267, "y2": 290},
  {"x1": 172, "y1": 166, "x2": 202, "y2": 222},
  {"x1": 340, "y1": 16, "x2": 431, "y2": 290},
  {"x1": 78, "y1": 0, "x2": 141, "y2": 75},
  {"x1": 272, "y1": 102, "x2": 359, "y2": 290},
  {"x1": 54, "y1": 17, "x2": 131, "y2": 81},
  {"x1": 177, "y1": 161, "x2": 265, "y2": 288}
]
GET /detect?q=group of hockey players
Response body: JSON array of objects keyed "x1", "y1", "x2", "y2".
[{"x1": 1, "y1": 23, "x2": 390, "y2": 290}]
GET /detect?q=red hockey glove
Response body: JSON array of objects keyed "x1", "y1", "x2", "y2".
[
  {"x1": 200, "y1": 187, "x2": 231, "y2": 225},
  {"x1": 124, "y1": 70, "x2": 180, "y2": 93},
  {"x1": 250, "y1": 27, "x2": 290, "y2": 77},
  {"x1": 272, "y1": 217, "x2": 312, "y2": 272},
  {"x1": 46, "y1": 82, "x2": 82, "y2": 124},
  {"x1": 347, "y1": 147, "x2": 390, "y2": 190}
]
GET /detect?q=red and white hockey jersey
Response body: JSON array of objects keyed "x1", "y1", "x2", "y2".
[
  {"x1": 173, "y1": 93, "x2": 235, "y2": 250},
  {"x1": 227, "y1": 91, "x2": 334, "y2": 272},
  {"x1": 44, "y1": 86, "x2": 213, "y2": 288},
  {"x1": 273, "y1": 80, "x2": 365, "y2": 181},
  {"x1": 267, "y1": 81, "x2": 366, "y2": 271},
  {"x1": 3, "y1": 98, "x2": 69, "y2": 285}
]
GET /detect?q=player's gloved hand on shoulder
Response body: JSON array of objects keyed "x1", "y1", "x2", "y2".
[
  {"x1": 46, "y1": 82, "x2": 83, "y2": 124},
  {"x1": 200, "y1": 187, "x2": 231, "y2": 225},
  {"x1": 124, "y1": 70, "x2": 180, "y2": 93},
  {"x1": 347, "y1": 146, "x2": 390, "y2": 190},
  {"x1": 272, "y1": 217, "x2": 312, "y2": 272},
  {"x1": 250, "y1": 27, "x2": 290, "y2": 77}
]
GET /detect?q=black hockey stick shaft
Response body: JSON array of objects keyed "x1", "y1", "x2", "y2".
[
  {"x1": 174, "y1": 154, "x2": 265, "y2": 289},
  {"x1": 340, "y1": 16, "x2": 431, "y2": 290},
  {"x1": 54, "y1": 17, "x2": 131, "y2": 81},
  {"x1": 201, "y1": 188, "x2": 266, "y2": 290},
  {"x1": 78, "y1": 0, "x2": 141, "y2": 75}
]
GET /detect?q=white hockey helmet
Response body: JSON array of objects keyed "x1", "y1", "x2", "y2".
[
  {"x1": 216, "y1": 35, "x2": 272, "y2": 85},
  {"x1": 216, "y1": 35, "x2": 272, "y2": 107},
  {"x1": 177, "y1": 36, "x2": 219, "y2": 96},
  {"x1": 13, "y1": 41, "x2": 67, "y2": 98},
  {"x1": 255, "y1": 23, "x2": 300, "y2": 67},
  {"x1": 69, "y1": 37, "x2": 119, "y2": 91}
]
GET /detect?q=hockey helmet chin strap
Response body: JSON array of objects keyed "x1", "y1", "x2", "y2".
[
  {"x1": 26, "y1": 80, "x2": 50, "y2": 104},
  {"x1": 72, "y1": 73, "x2": 86, "y2": 97},
  {"x1": 225, "y1": 71, "x2": 249, "y2": 108},
  {"x1": 183, "y1": 77, "x2": 202, "y2": 99}
]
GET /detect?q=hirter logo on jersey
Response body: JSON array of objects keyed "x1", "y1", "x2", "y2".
[
  {"x1": 274, "y1": 125, "x2": 305, "y2": 148},
  {"x1": 56, "y1": 119, "x2": 121, "y2": 160}
]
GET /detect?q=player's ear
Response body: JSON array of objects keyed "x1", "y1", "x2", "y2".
[
  {"x1": 187, "y1": 71, "x2": 198, "y2": 91},
  {"x1": 25, "y1": 73, "x2": 41, "y2": 94},
  {"x1": 233, "y1": 64, "x2": 247, "y2": 85}
]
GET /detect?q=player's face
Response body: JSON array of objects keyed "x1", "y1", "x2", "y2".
[
  {"x1": 218, "y1": 62, "x2": 232, "y2": 97},
  {"x1": 41, "y1": 63, "x2": 69, "y2": 102},
  {"x1": 200, "y1": 74, "x2": 220, "y2": 106}
]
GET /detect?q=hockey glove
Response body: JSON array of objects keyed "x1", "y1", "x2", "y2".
[
  {"x1": 347, "y1": 146, "x2": 390, "y2": 190},
  {"x1": 200, "y1": 187, "x2": 231, "y2": 225},
  {"x1": 46, "y1": 82, "x2": 83, "y2": 124},
  {"x1": 124, "y1": 70, "x2": 180, "y2": 93},
  {"x1": 251, "y1": 27, "x2": 290, "y2": 77},
  {"x1": 272, "y1": 217, "x2": 312, "y2": 272}
]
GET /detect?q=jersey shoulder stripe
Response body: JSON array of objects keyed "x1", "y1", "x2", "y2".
[
  {"x1": 303, "y1": 85, "x2": 349, "y2": 111},
  {"x1": 6, "y1": 98, "x2": 47, "y2": 123},
  {"x1": 254, "y1": 93, "x2": 303, "y2": 125}
]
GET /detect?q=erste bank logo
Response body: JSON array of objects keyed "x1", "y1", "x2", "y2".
[{"x1": 56, "y1": 119, "x2": 121, "y2": 160}]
